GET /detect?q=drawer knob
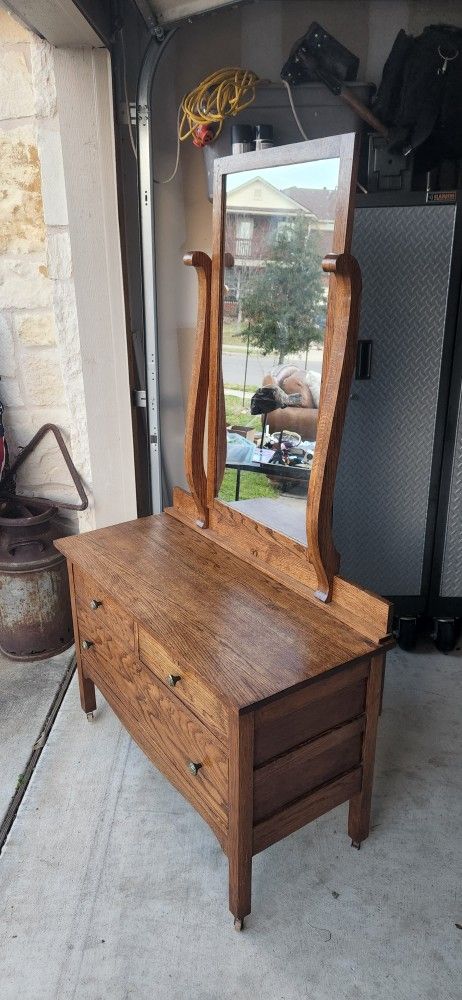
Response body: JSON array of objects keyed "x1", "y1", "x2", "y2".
[
  {"x1": 167, "y1": 673, "x2": 181, "y2": 687},
  {"x1": 81, "y1": 639, "x2": 94, "y2": 650},
  {"x1": 89, "y1": 599, "x2": 102, "y2": 610},
  {"x1": 187, "y1": 761, "x2": 202, "y2": 776}
]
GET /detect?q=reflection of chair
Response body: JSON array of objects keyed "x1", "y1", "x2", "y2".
[{"x1": 262, "y1": 366, "x2": 319, "y2": 440}]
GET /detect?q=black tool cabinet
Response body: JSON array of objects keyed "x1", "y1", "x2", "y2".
[{"x1": 334, "y1": 192, "x2": 462, "y2": 650}]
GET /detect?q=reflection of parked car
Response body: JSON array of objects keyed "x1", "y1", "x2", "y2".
[{"x1": 262, "y1": 366, "x2": 320, "y2": 440}]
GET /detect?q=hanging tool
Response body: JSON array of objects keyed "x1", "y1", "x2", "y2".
[{"x1": 281, "y1": 22, "x2": 389, "y2": 139}]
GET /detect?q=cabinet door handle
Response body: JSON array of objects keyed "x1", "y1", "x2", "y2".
[
  {"x1": 89, "y1": 599, "x2": 102, "y2": 610},
  {"x1": 81, "y1": 639, "x2": 94, "y2": 650},
  {"x1": 187, "y1": 761, "x2": 202, "y2": 776},
  {"x1": 167, "y1": 673, "x2": 181, "y2": 687}
]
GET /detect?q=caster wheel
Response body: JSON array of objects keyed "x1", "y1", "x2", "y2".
[
  {"x1": 86, "y1": 712, "x2": 95, "y2": 721},
  {"x1": 234, "y1": 917, "x2": 244, "y2": 932},
  {"x1": 397, "y1": 616, "x2": 417, "y2": 651},
  {"x1": 434, "y1": 618, "x2": 457, "y2": 654},
  {"x1": 351, "y1": 840, "x2": 361, "y2": 850}
]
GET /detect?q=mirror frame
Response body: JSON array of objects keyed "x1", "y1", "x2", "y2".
[{"x1": 202, "y1": 133, "x2": 360, "y2": 601}]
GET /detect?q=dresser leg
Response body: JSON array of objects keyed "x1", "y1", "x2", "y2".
[
  {"x1": 67, "y1": 559, "x2": 97, "y2": 716},
  {"x1": 348, "y1": 654, "x2": 384, "y2": 846},
  {"x1": 228, "y1": 712, "x2": 254, "y2": 927},
  {"x1": 77, "y1": 663, "x2": 97, "y2": 715}
]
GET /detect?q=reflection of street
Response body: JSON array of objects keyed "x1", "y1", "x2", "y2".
[{"x1": 222, "y1": 347, "x2": 323, "y2": 386}]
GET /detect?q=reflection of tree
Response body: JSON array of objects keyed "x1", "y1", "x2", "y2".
[{"x1": 240, "y1": 215, "x2": 326, "y2": 364}]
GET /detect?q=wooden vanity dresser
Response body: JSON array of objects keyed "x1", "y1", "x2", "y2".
[{"x1": 55, "y1": 134, "x2": 394, "y2": 930}]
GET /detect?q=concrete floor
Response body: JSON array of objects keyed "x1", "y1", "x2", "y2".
[
  {"x1": 0, "y1": 644, "x2": 460, "y2": 1000},
  {"x1": 0, "y1": 647, "x2": 74, "y2": 821}
]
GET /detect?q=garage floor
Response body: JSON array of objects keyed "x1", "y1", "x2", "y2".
[
  {"x1": 0, "y1": 648, "x2": 74, "y2": 822},
  {"x1": 0, "y1": 644, "x2": 460, "y2": 1000}
]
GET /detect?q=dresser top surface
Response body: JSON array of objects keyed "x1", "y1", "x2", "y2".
[{"x1": 56, "y1": 513, "x2": 376, "y2": 711}]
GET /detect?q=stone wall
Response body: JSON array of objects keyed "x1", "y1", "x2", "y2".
[{"x1": 0, "y1": 6, "x2": 93, "y2": 531}]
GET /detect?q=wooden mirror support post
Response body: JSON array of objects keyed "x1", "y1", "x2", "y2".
[{"x1": 55, "y1": 134, "x2": 394, "y2": 933}]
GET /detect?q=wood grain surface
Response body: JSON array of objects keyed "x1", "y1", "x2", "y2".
[
  {"x1": 253, "y1": 716, "x2": 364, "y2": 822},
  {"x1": 74, "y1": 564, "x2": 135, "y2": 650},
  {"x1": 168, "y1": 489, "x2": 393, "y2": 647},
  {"x1": 228, "y1": 712, "x2": 254, "y2": 921},
  {"x1": 183, "y1": 251, "x2": 212, "y2": 524},
  {"x1": 307, "y1": 251, "x2": 362, "y2": 600},
  {"x1": 253, "y1": 767, "x2": 362, "y2": 854},
  {"x1": 348, "y1": 652, "x2": 385, "y2": 844},
  {"x1": 254, "y1": 663, "x2": 368, "y2": 765},
  {"x1": 80, "y1": 628, "x2": 229, "y2": 843},
  {"x1": 138, "y1": 625, "x2": 229, "y2": 745},
  {"x1": 56, "y1": 514, "x2": 377, "y2": 712},
  {"x1": 68, "y1": 560, "x2": 96, "y2": 714}
]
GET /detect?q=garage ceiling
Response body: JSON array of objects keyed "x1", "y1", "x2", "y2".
[{"x1": 151, "y1": 0, "x2": 248, "y2": 26}]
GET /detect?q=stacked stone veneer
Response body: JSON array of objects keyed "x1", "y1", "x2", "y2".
[{"x1": 0, "y1": 7, "x2": 93, "y2": 530}]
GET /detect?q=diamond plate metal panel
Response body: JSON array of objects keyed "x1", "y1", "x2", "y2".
[
  {"x1": 441, "y1": 388, "x2": 462, "y2": 595},
  {"x1": 334, "y1": 205, "x2": 456, "y2": 595}
]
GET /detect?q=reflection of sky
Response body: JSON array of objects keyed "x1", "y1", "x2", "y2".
[{"x1": 227, "y1": 158, "x2": 339, "y2": 192}]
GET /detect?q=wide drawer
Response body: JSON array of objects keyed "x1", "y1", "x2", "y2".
[
  {"x1": 253, "y1": 716, "x2": 364, "y2": 823},
  {"x1": 138, "y1": 626, "x2": 229, "y2": 746},
  {"x1": 73, "y1": 564, "x2": 134, "y2": 651},
  {"x1": 254, "y1": 659, "x2": 369, "y2": 765},
  {"x1": 80, "y1": 626, "x2": 229, "y2": 839}
]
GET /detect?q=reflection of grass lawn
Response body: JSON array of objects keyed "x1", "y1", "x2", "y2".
[
  {"x1": 224, "y1": 382, "x2": 259, "y2": 393},
  {"x1": 225, "y1": 394, "x2": 261, "y2": 430},
  {"x1": 219, "y1": 469, "x2": 277, "y2": 502}
]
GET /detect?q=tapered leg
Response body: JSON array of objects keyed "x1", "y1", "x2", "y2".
[
  {"x1": 348, "y1": 654, "x2": 385, "y2": 846},
  {"x1": 228, "y1": 712, "x2": 254, "y2": 929},
  {"x1": 67, "y1": 558, "x2": 97, "y2": 716},
  {"x1": 77, "y1": 662, "x2": 97, "y2": 714}
]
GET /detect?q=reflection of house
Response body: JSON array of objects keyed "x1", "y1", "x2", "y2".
[
  {"x1": 224, "y1": 176, "x2": 336, "y2": 317},
  {"x1": 283, "y1": 187, "x2": 336, "y2": 262},
  {"x1": 225, "y1": 176, "x2": 314, "y2": 266}
]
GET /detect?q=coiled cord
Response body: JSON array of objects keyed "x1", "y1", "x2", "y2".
[
  {"x1": 155, "y1": 67, "x2": 261, "y2": 184},
  {"x1": 179, "y1": 67, "x2": 261, "y2": 142}
]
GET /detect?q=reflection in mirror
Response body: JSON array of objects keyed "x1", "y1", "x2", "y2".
[{"x1": 217, "y1": 157, "x2": 340, "y2": 544}]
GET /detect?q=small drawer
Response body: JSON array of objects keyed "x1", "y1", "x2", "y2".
[
  {"x1": 73, "y1": 565, "x2": 134, "y2": 651},
  {"x1": 254, "y1": 660, "x2": 369, "y2": 766},
  {"x1": 253, "y1": 716, "x2": 364, "y2": 823},
  {"x1": 80, "y1": 630, "x2": 228, "y2": 837},
  {"x1": 77, "y1": 609, "x2": 138, "y2": 680},
  {"x1": 138, "y1": 626, "x2": 229, "y2": 746}
]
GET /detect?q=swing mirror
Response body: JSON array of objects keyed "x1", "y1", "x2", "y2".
[{"x1": 210, "y1": 136, "x2": 358, "y2": 548}]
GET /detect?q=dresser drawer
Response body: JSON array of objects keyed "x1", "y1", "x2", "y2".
[
  {"x1": 254, "y1": 660, "x2": 369, "y2": 766},
  {"x1": 253, "y1": 716, "x2": 364, "y2": 823},
  {"x1": 138, "y1": 626, "x2": 229, "y2": 746},
  {"x1": 73, "y1": 565, "x2": 134, "y2": 651},
  {"x1": 80, "y1": 626, "x2": 228, "y2": 838}
]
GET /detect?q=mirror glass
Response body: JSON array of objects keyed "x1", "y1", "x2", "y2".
[{"x1": 217, "y1": 156, "x2": 340, "y2": 544}]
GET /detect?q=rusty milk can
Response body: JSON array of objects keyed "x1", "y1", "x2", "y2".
[
  {"x1": 0, "y1": 423, "x2": 88, "y2": 661},
  {"x1": 0, "y1": 501, "x2": 73, "y2": 660}
]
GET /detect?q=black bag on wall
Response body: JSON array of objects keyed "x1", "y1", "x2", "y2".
[{"x1": 373, "y1": 24, "x2": 462, "y2": 170}]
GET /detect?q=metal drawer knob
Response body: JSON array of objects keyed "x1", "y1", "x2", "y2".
[
  {"x1": 167, "y1": 673, "x2": 181, "y2": 687},
  {"x1": 89, "y1": 599, "x2": 102, "y2": 610},
  {"x1": 187, "y1": 761, "x2": 202, "y2": 776},
  {"x1": 81, "y1": 639, "x2": 94, "y2": 650}
]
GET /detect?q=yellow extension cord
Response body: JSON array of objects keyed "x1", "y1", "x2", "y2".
[
  {"x1": 154, "y1": 67, "x2": 262, "y2": 183},
  {"x1": 179, "y1": 67, "x2": 261, "y2": 142}
]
